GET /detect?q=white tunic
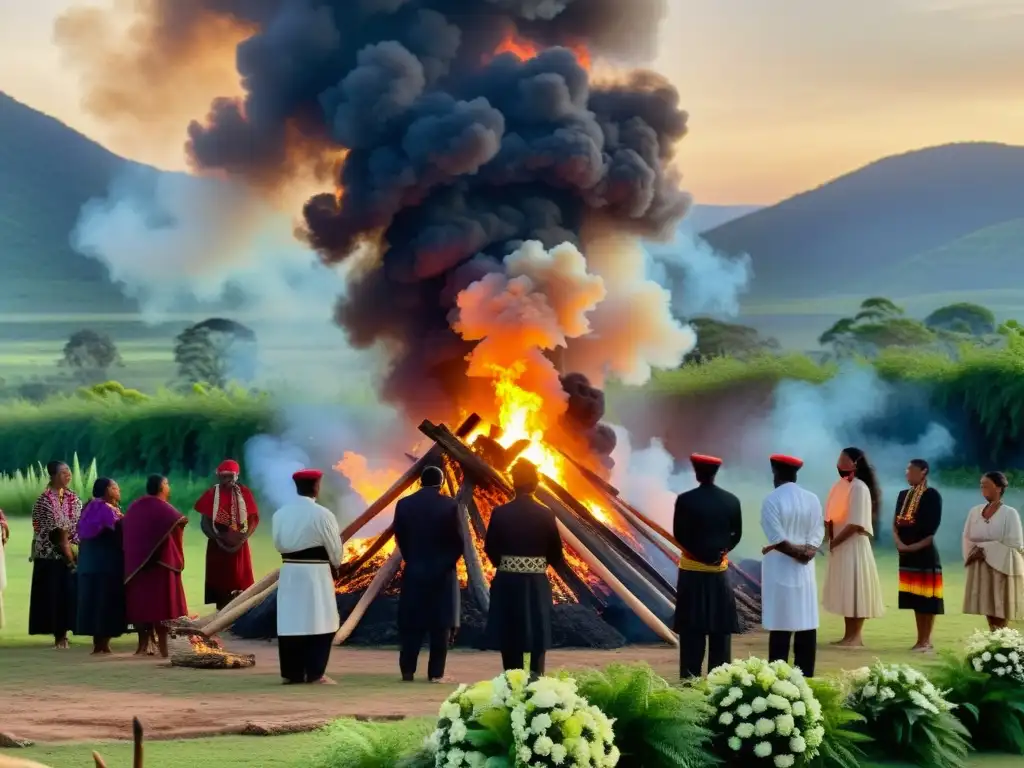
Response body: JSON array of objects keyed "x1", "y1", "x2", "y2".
[
  {"x1": 272, "y1": 497, "x2": 344, "y2": 637},
  {"x1": 760, "y1": 482, "x2": 824, "y2": 632}
]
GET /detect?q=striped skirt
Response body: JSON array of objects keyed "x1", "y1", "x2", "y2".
[{"x1": 898, "y1": 550, "x2": 944, "y2": 615}]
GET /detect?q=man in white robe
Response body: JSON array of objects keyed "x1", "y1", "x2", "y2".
[
  {"x1": 760, "y1": 454, "x2": 824, "y2": 676},
  {"x1": 272, "y1": 468, "x2": 344, "y2": 684}
]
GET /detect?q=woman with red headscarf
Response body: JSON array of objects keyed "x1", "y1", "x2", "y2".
[{"x1": 194, "y1": 459, "x2": 260, "y2": 609}]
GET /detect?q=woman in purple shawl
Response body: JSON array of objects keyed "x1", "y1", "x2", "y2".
[{"x1": 76, "y1": 477, "x2": 127, "y2": 654}]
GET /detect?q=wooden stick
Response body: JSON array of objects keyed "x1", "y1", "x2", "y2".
[
  {"x1": 554, "y1": 518, "x2": 678, "y2": 647},
  {"x1": 335, "y1": 549, "x2": 402, "y2": 644},
  {"x1": 338, "y1": 525, "x2": 394, "y2": 579},
  {"x1": 199, "y1": 581, "x2": 278, "y2": 636},
  {"x1": 195, "y1": 569, "x2": 280, "y2": 627},
  {"x1": 456, "y1": 478, "x2": 490, "y2": 612},
  {"x1": 133, "y1": 717, "x2": 144, "y2": 768}
]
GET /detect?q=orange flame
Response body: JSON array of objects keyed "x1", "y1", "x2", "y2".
[
  {"x1": 486, "y1": 362, "x2": 564, "y2": 479},
  {"x1": 333, "y1": 451, "x2": 403, "y2": 506},
  {"x1": 491, "y1": 32, "x2": 591, "y2": 70}
]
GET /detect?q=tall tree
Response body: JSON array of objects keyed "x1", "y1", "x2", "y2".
[
  {"x1": 173, "y1": 318, "x2": 257, "y2": 389},
  {"x1": 924, "y1": 302, "x2": 996, "y2": 336},
  {"x1": 59, "y1": 329, "x2": 122, "y2": 381},
  {"x1": 819, "y1": 298, "x2": 934, "y2": 356}
]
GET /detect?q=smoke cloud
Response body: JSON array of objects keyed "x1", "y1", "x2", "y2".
[{"x1": 647, "y1": 228, "x2": 753, "y2": 319}]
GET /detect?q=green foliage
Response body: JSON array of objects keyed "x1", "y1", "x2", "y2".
[
  {"x1": 924, "y1": 303, "x2": 997, "y2": 336},
  {"x1": 0, "y1": 453, "x2": 97, "y2": 515},
  {"x1": 76, "y1": 380, "x2": 149, "y2": 404},
  {"x1": 60, "y1": 329, "x2": 122, "y2": 379},
  {"x1": 174, "y1": 318, "x2": 258, "y2": 389},
  {"x1": 931, "y1": 653, "x2": 1024, "y2": 755},
  {"x1": 0, "y1": 388, "x2": 274, "y2": 476},
  {"x1": 687, "y1": 318, "x2": 780, "y2": 361},
  {"x1": 570, "y1": 663, "x2": 716, "y2": 767},
  {"x1": 805, "y1": 677, "x2": 871, "y2": 768},
  {"x1": 819, "y1": 298, "x2": 937, "y2": 354},
  {"x1": 312, "y1": 719, "x2": 431, "y2": 768}
]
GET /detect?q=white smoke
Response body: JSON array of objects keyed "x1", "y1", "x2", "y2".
[{"x1": 609, "y1": 425, "x2": 693, "y2": 530}]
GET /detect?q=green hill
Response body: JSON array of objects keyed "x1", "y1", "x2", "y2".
[
  {"x1": 706, "y1": 143, "x2": 1024, "y2": 301},
  {"x1": 0, "y1": 91, "x2": 138, "y2": 315}
]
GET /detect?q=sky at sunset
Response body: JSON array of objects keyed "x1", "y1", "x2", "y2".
[{"x1": 1, "y1": 0, "x2": 1021, "y2": 205}]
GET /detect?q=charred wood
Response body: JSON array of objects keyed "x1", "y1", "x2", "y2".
[{"x1": 456, "y1": 478, "x2": 491, "y2": 613}]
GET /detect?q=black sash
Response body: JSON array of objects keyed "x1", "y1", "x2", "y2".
[{"x1": 281, "y1": 546, "x2": 330, "y2": 564}]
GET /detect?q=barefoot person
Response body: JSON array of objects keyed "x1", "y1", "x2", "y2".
[
  {"x1": 194, "y1": 459, "x2": 260, "y2": 610},
  {"x1": 673, "y1": 454, "x2": 743, "y2": 678},
  {"x1": 122, "y1": 475, "x2": 189, "y2": 658},
  {"x1": 893, "y1": 459, "x2": 944, "y2": 651},
  {"x1": 28, "y1": 461, "x2": 82, "y2": 649},
  {"x1": 394, "y1": 466, "x2": 464, "y2": 683},
  {"x1": 76, "y1": 478, "x2": 127, "y2": 654},
  {"x1": 760, "y1": 454, "x2": 824, "y2": 676},
  {"x1": 484, "y1": 460, "x2": 565, "y2": 677},
  {"x1": 963, "y1": 471, "x2": 1024, "y2": 630},
  {"x1": 822, "y1": 447, "x2": 884, "y2": 646},
  {"x1": 272, "y1": 468, "x2": 344, "y2": 685}
]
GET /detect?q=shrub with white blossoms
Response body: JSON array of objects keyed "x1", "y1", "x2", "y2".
[
  {"x1": 964, "y1": 627, "x2": 1024, "y2": 684},
  {"x1": 704, "y1": 657, "x2": 825, "y2": 767},
  {"x1": 845, "y1": 662, "x2": 955, "y2": 719},
  {"x1": 429, "y1": 680, "x2": 508, "y2": 767},
  {"x1": 510, "y1": 675, "x2": 619, "y2": 767}
]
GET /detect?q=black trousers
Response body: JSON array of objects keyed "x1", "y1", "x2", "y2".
[
  {"x1": 399, "y1": 626, "x2": 449, "y2": 680},
  {"x1": 501, "y1": 646, "x2": 546, "y2": 676},
  {"x1": 278, "y1": 633, "x2": 334, "y2": 683},
  {"x1": 679, "y1": 630, "x2": 731, "y2": 678},
  {"x1": 768, "y1": 630, "x2": 817, "y2": 677}
]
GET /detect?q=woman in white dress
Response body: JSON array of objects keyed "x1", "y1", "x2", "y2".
[
  {"x1": 962, "y1": 471, "x2": 1024, "y2": 629},
  {"x1": 822, "y1": 447, "x2": 885, "y2": 646}
]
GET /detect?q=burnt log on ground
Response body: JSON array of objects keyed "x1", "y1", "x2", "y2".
[{"x1": 230, "y1": 588, "x2": 626, "y2": 649}]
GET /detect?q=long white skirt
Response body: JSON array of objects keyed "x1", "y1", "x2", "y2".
[{"x1": 822, "y1": 535, "x2": 885, "y2": 619}]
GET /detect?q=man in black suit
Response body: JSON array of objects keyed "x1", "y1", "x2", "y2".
[
  {"x1": 673, "y1": 453, "x2": 743, "y2": 678},
  {"x1": 393, "y1": 466, "x2": 465, "y2": 682}
]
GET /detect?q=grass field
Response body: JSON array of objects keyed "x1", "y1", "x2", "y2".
[{"x1": 2, "y1": 514, "x2": 1022, "y2": 767}]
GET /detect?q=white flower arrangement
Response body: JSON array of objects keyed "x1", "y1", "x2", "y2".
[
  {"x1": 510, "y1": 675, "x2": 619, "y2": 767},
  {"x1": 705, "y1": 657, "x2": 824, "y2": 767},
  {"x1": 964, "y1": 627, "x2": 1024, "y2": 684},
  {"x1": 427, "y1": 670, "x2": 618, "y2": 767},
  {"x1": 845, "y1": 662, "x2": 955, "y2": 717}
]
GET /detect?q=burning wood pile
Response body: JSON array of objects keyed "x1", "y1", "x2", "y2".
[{"x1": 200, "y1": 412, "x2": 761, "y2": 650}]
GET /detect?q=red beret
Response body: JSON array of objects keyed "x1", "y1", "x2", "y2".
[
  {"x1": 217, "y1": 459, "x2": 240, "y2": 474},
  {"x1": 690, "y1": 453, "x2": 723, "y2": 466},
  {"x1": 770, "y1": 454, "x2": 804, "y2": 469},
  {"x1": 292, "y1": 468, "x2": 323, "y2": 482}
]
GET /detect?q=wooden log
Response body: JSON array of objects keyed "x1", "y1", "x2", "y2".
[
  {"x1": 541, "y1": 474, "x2": 677, "y2": 600},
  {"x1": 537, "y1": 487, "x2": 676, "y2": 620},
  {"x1": 199, "y1": 580, "x2": 278, "y2": 636},
  {"x1": 550, "y1": 545, "x2": 606, "y2": 611},
  {"x1": 456, "y1": 478, "x2": 490, "y2": 612},
  {"x1": 554, "y1": 518, "x2": 678, "y2": 647},
  {"x1": 335, "y1": 549, "x2": 402, "y2": 644},
  {"x1": 195, "y1": 569, "x2": 279, "y2": 627},
  {"x1": 338, "y1": 524, "x2": 394, "y2": 579},
  {"x1": 133, "y1": 718, "x2": 144, "y2": 768}
]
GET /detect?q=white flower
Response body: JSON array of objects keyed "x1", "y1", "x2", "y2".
[
  {"x1": 550, "y1": 744, "x2": 567, "y2": 764},
  {"x1": 755, "y1": 718, "x2": 776, "y2": 736},
  {"x1": 728, "y1": 736, "x2": 742, "y2": 751},
  {"x1": 446, "y1": 747, "x2": 465, "y2": 766},
  {"x1": 754, "y1": 741, "x2": 773, "y2": 758},
  {"x1": 741, "y1": 674, "x2": 757, "y2": 687},
  {"x1": 531, "y1": 713, "x2": 553, "y2": 734},
  {"x1": 972, "y1": 658, "x2": 984, "y2": 672},
  {"x1": 771, "y1": 680, "x2": 801, "y2": 700},
  {"x1": 806, "y1": 698, "x2": 822, "y2": 720},
  {"x1": 775, "y1": 714, "x2": 795, "y2": 737},
  {"x1": 879, "y1": 687, "x2": 895, "y2": 701},
  {"x1": 533, "y1": 735, "x2": 554, "y2": 756},
  {"x1": 774, "y1": 755, "x2": 795, "y2": 768},
  {"x1": 752, "y1": 697, "x2": 769, "y2": 713},
  {"x1": 862, "y1": 684, "x2": 878, "y2": 698},
  {"x1": 516, "y1": 746, "x2": 532, "y2": 763},
  {"x1": 448, "y1": 719, "x2": 467, "y2": 743},
  {"x1": 790, "y1": 735, "x2": 807, "y2": 753},
  {"x1": 995, "y1": 653, "x2": 1009, "y2": 663},
  {"x1": 737, "y1": 703, "x2": 754, "y2": 719},
  {"x1": 719, "y1": 712, "x2": 735, "y2": 726},
  {"x1": 439, "y1": 701, "x2": 462, "y2": 721},
  {"x1": 982, "y1": 651, "x2": 993, "y2": 662},
  {"x1": 767, "y1": 694, "x2": 791, "y2": 712},
  {"x1": 805, "y1": 725, "x2": 825, "y2": 749},
  {"x1": 736, "y1": 722, "x2": 756, "y2": 739},
  {"x1": 791, "y1": 701, "x2": 806, "y2": 717}
]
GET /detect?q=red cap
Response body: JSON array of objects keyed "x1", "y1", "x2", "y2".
[
  {"x1": 217, "y1": 459, "x2": 240, "y2": 474},
  {"x1": 690, "y1": 453, "x2": 723, "y2": 466},
  {"x1": 770, "y1": 454, "x2": 803, "y2": 469},
  {"x1": 292, "y1": 469, "x2": 323, "y2": 482}
]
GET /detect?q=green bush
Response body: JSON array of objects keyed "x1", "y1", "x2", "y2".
[{"x1": 0, "y1": 453, "x2": 98, "y2": 516}]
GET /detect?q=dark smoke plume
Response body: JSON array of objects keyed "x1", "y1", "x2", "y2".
[{"x1": 76, "y1": 0, "x2": 689, "y2": 465}]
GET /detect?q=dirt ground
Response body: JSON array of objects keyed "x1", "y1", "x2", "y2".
[{"x1": 0, "y1": 641, "x2": 685, "y2": 744}]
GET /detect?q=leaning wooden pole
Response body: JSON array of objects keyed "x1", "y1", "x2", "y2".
[
  {"x1": 198, "y1": 581, "x2": 278, "y2": 636},
  {"x1": 555, "y1": 518, "x2": 678, "y2": 646},
  {"x1": 195, "y1": 569, "x2": 280, "y2": 627},
  {"x1": 335, "y1": 549, "x2": 402, "y2": 644},
  {"x1": 455, "y1": 478, "x2": 491, "y2": 612}
]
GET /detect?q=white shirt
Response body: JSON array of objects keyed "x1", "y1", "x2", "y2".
[
  {"x1": 272, "y1": 496, "x2": 344, "y2": 636},
  {"x1": 760, "y1": 482, "x2": 824, "y2": 632}
]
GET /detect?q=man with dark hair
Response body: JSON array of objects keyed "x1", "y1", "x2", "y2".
[
  {"x1": 893, "y1": 457, "x2": 944, "y2": 651},
  {"x1": 393, "y1": 466, "x2": 464, "y2": 682},
  {"x1": 761, "y1": 454, "x2": 824, "y2": 675},
  {"x1": 272, "y1": 469, "x2": 344, "y2": 684},
  {"x1": 484, "y1": 459, "x2": 565, "y2": 675},
  {"x1": 673, "y1": 454, "x2": 743, "y2": 678}
]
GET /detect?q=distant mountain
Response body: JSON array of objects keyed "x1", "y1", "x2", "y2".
[
  {"x1": 683, "y1": 204, "x2": 762, "y2": 233},
  {"x1": 704, "y1": 143, "x2": 1024, "y2": 301}
]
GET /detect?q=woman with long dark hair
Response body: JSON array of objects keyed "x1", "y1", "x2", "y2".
[
  {"x1": 76, "y1": 477, "x2": 128, "y2": 654},
  {"x1": 28, "y1": 461, "x2": 83, "y2": 648},
  {"x1": 822, "y1": 447, "x2": 884, "y2": 646},
  {"x1": 962, "y1": 471, "x2": 1024, "y2": 630}
]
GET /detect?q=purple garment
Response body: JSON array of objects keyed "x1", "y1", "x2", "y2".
[{"x1": 77, "y1": 499, "x2": 121, "y2": 541}]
